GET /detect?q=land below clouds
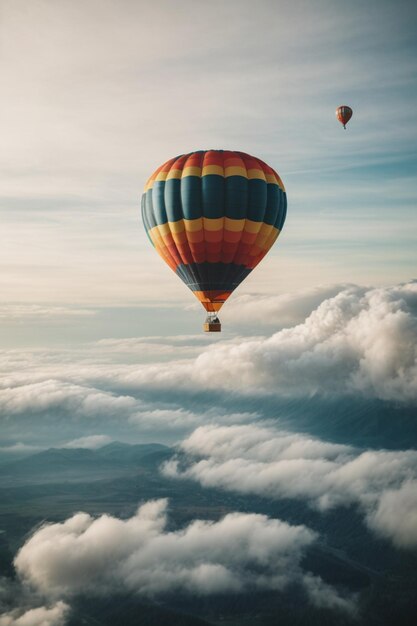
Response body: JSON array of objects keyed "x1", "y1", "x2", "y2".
[{"x1": 1, "y1": 434, "x2": 416, "y2": 626}]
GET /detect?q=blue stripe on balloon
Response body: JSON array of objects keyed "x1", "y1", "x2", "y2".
[
  {"x1": 176, "y1": 262, "x2": 252, "y2": 291},
  {"x1": 181, "y1": 176, "x2": 202, "y2": 220},
  {"x1": 141, "y1": 196, "x2": 154, "y2": 246},
  {"x1": 152, "y1": 181, "x2": 168, "y2": 225},
  {"x1": 275, "y1": 191, "x2": 287, "y2": 230},
  {"x1": 144, "y1": 190, "x2": 157, "y2": 229},
  {"x1": 264, "y1": 184, "x2": 280, "y2": 225},
  {"x1": 247, "y1": 179, "x2": 267, "y2": 222},
  {"x1": 144, "y1": 176, "x2": 287, "y2": 228},
  {"x1": 202, "y1": 175, "x2": 224, "y2": 219},
  {"x1": 165, "y1": 178, "x2": 183, "y2": 222},
  {"x1": 225, "y1": 176, "x2": 248, "y2": 220}
]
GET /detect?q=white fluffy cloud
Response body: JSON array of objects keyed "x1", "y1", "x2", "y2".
[
  {"x1": 0, "y1": 364, "x2": 258, "y2": 437},
  {"x1": 0, "y1": 379, "x2": 137, "y2": 419},
  {"x1": 367, "y1": 480, "x2": 417, "y2": 548},
  {"x1": 221, "y1": 283, "x2": 357, "y2": 327},
  {"x1": 14, "y1": 499, "x2": 352, "y2": 611},
  {"x1": 0, "y1": 601, "x2": 68, "y2": 626},
  {"x1": 114, "y1": 282, "x2": 417, "y2": 403},
  {"x1": 163, "y1": 423, "x2": 417, "y2": 549},
  {"x1": 0, "y1": 282, "x2": 415, "y2": 447},
  {"x1": 96, "y1": 335, "x2": 209, "y2": 358}
]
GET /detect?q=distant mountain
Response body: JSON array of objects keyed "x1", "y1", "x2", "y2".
[
  {"x1": 95, "y1": 441, "x2": 169, "y2": 463},
  {"x1": 0, "y1": 442, "x2": 172, "y2": 485}
]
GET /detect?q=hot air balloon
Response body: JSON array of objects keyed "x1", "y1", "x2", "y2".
[
  {"x1": 141, "y1": 150, "x2": 287, "y2": 332},
  {"x1": 336, "y1": 105, "x2": 353, "y2": 129}
]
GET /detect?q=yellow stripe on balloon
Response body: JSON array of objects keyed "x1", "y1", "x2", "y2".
[
  {"x1": 247, "y1": 168, "x2": 267, "y2": 181},
  {"x1": 156, "y1": 222, "x2": 171, "y2": 236},
  {"x1": 203, "y1": 217, "x2": 224, "y2": 231},
  {"x1": 155, "y1": 171, "x2": 169, "y2": 182},
  {"x1": 225, "y1": 166, "x2": 248, "y2": 178},
  {"x1": 148, "y1": 231, "x2": 158, "y2": 247},
  {"x1": 144, "y1": 177, "x2": 156, "y2": 192},
  {"x1": 265, "y1": 173, "x2": 280, "y2": 185},
  {"x1": 168, "y1": 219, "x2": 185, "y2": 234},
  {"x1": 250, "y1": 223, "x2": 274, "y2": 253},
  {"x1": 166, "y1": 169, "x2": 183, "y2": 180},
  {"x1": 171, "y1": 229, "x2": 187, "y2": 245},
  {"x1": 145, "y1": 166, "x2": 282, "y2": 191},
  {"x1": 148, "y1": 226, "x2": 161, "y2": 243},
  {"x1": 275, "y1": 174, "x2": 286, "y2": 191},
  {"x1": 150, "y1": 226, "x2": 171, "y2": 247},
  {"x1": 244, "y1": 219, "x2": 263, "y2": 234},
  {"x1": 224, "y1": 217, "x2": 245, "y2": 232},
  {"x1": 202, "y1": 165, "x2": 224, "y2": 176},
  {"x1": 260, "y1": 226, "x2": 280, "y2": 251},
  {"x1": 184, "y1": 218, "x2": 203, "y2": 232},
  {"x1": 182, "y1": 166, "x2": 202, "y2": 178}
]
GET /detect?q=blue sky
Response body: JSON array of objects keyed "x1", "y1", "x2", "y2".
[
  {"x1": 1, "y1": 0, "x2": 416, "y2": 343},
  {"x1": 1, "y1": 7, "x2": 417, "y2": 620}
]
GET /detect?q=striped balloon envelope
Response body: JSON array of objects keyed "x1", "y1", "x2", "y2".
[
  {"x1": 336, "y1": 105, "x2": 353, "y2": 129},
  {"x1": 141, "y1": 150, "x2": 287, "y2": 331}
]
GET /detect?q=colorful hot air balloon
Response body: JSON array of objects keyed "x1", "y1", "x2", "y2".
[
  {"x1": 336, "y1": 105, "x2": 353, "y2": 129},
  {"x1": 141, "y1": 150, "x2": 287, "y2": 332}
]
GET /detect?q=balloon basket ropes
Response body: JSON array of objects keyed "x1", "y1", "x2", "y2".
[{"x1": 203, "y1": 313, "x2": 221, "y2": 333}]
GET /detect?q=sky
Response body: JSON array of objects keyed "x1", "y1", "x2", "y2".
[
  {"x1": 1, "y1": 3, "x2": 417, "y2": 623},
  {"x1": 1, "y1": 0, "x2": 417, "y2": 344}
]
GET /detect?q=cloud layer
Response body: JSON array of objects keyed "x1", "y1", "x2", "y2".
[
  {"x1": 0, "y1": 601, "x2": 68, "y2": 626},
  {"x1": 116, "y1": 281, "x2": 417, "y2": 403},
  {"x1": 14, "y1": 499, "x2": 352, "y2": 612},
  {"x1": 221, "y1": 283, "x2": 356, "y2": 327},
  {"x1": 163, "y1": 423, "x2": 417, "y2": 549},
  {"x1": 0, "y1": 282, "x2": 416, "y2": 448}
]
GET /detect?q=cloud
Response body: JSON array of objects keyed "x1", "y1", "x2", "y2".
[
  {"x1": 0, "y1": 380, "x2": 137, "y2": 419},
  {"x1": 14, "y1": 499, "x2": 352, "y2": 611},
  {"x1": 163, "y1": 423, "x2": 417, "y2": 548},
  {"x1": 0, "y1": 282, "x2": 415, "y2": 448},
  {"x1": 97, "y1": 334, "x2": 209, "y2": 352},
  {"x1": 0, "y1": 355, "x2": 259, "y2": 440},
  {"x1": 221, "y1": 283, "x2": 357, "y2": 327},
  {"x1": 127, "y1": 407, "x2": 258, "y2": 432},
  {"x1": 0, "y1": 443, "x2": 41, "y2": 454},
  {"x1": 94, "y1": 334, "x2": 214, "y2": 363},
  {"x1": 302, "y1": 573, "x2": 357, "y2": 613},
  {"x1": 59, "y1": 435, "x2": 112, "y2": 449},
  {"x1": 0, "y1": 305, "x2": 94, "y2": 322},
  {"x1": 0, "y1": 601, "x2": 68, "y2": 626},
  {"x1": 367, "y1": 480, "x2": 417, "y2": 548},
  {"x1": 114, "y1": 281, "x2": 417, "y2": 403}
]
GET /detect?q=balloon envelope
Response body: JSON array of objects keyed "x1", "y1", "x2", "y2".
[
  {"x1": 141, "y1": 150, "x2": 287, "y2": 312},
  {"x1": 336, "y1": 105, "x2": 353, "y2": 128}
]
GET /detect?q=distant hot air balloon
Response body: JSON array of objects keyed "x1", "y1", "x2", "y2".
[
  {"x1": 336, "y1": 105, "x2": 353, "y2": 129},
  {"x1": 141, "y1": 150, "x2": 287, "y2": 332}
]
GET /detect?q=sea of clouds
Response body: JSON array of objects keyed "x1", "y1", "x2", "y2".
[
  {"x1": 11, "y1": 499, "x2": 354, "y2": 622},
  {"x1": 163, "y1": 423, "x2": 417, "y2": 549},
  {"x1": 0, "y1": 282, "x2": 416, "y2": 444},
  {"x1": 1, "y1": 281, "x2": 416, "y2": 624}
]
